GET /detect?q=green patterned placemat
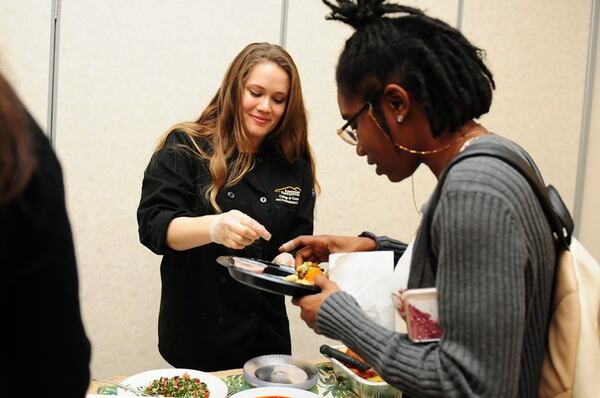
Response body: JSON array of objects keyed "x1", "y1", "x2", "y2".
[
  {"x1": 95, "y1": 362, "x2": 358, "y2": 397},
  {"x1": 96, "y1": 385, "x2": 118, "y2": 395},
  {"x1": 222, "y1": 362, "x2": 357, "y2": 398}
]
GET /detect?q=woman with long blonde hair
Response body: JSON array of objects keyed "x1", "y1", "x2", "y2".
[{"x1": 137, "y1": 42, "x2": 318, "y2": 371}]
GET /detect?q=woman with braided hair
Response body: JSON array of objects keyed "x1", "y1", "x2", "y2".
[{"x1": 282, "y1": 1, "x2": 555, "y2": 396}]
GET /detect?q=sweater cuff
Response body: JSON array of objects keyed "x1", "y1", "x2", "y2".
[
  {"x1": 359, "y1": 231, "x2": 407, "y2": 264},
  {"x1": 317, "y1": 291, "x2": 364, "y2": 340},
  {"x1": 317, "y1": 291, "x2": 397, "y2": 352}
]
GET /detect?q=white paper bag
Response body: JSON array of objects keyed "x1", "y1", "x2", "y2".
[
  {"x1": 328, "y1": 251, "x2": 395, "y2": 329},
  {"x1": 389, "y1": 236, "x2": 415, "y2": 333}
]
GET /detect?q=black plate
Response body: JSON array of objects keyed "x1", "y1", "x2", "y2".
[{"x1": 216, "y1": 256, "x2": 321, "y2": 297}]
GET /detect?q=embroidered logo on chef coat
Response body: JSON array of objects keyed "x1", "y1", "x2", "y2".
[{"x1": 274, "y1": 186, "x2": 301, "y2": 205}]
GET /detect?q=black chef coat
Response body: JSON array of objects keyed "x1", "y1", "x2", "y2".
[{"x1": 137, "y1": 131, "x2": 315, "y2": 371}]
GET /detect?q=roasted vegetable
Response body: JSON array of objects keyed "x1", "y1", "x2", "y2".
[
  {"x1": 281, "y1": 261, "x2": 324, "y2": 285},
  {"x1": 345, "y1": 348, "x2": 384, "y2": 382}
]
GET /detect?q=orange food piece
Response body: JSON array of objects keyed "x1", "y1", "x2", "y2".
[
  {"x1": 349, "y1": 366, "x2": 379, "y2": 379},
  {"x1": 303, "y1": 266, "x2": 323, "y2": 282},
  {"x1": 345, "y1": 348, "x2": 363, "y2": 361}
]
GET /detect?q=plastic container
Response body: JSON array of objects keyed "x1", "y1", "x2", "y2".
[
  {"x1": 393, "y1": 287, "x2": 442, "y2": 343},
  {"x1": 329, "y1": 356, "x2": 402, "y2": 398}
]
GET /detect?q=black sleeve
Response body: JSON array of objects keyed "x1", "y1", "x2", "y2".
[
  {"x1": 283, "y1": 160, "x2": 315, "y2": 241},
  {"x1": 137, "y1": 132, "x2": 202, "y2": 255},
  {"x1": 359, "y1": 231, "x2": 407, "y2": 265}
]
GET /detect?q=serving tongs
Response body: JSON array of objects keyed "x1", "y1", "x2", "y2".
[
  {"x1": 218, "y1": 256, "x2": 296, "y2": 277},
  {"x1": 92, "y1": 378, "x2": 150, "y2": 396},
  {"x1": 320, "y1": 344, "x2": 371, "y2": 372}
]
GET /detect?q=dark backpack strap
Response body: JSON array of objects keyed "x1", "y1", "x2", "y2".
[{"x1": 424, "y1": 141, "x2": 573, "y2": 269}]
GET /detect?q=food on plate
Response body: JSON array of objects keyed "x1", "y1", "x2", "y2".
[
  {"x1": 344, "y1": 348, "x2": 384, "y2": 382},
  {"x1": 281, "y1": 261, "x2": 325, "y2": 285},
  {"x1": 143, "y1": 372, "x2": 210, "y2": 397}
]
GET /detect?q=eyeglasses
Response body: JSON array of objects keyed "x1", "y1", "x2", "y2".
[
  {"x1": 336, "y1": 102, "x2": 370, "y2": 145},
  {"x1": 339, "y1": 101, "x2": 488, "y2": 156}
]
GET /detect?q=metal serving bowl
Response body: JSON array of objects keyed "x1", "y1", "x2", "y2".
[{"x1": 243, "y1": 354, "x2": 318, "y2": 390}]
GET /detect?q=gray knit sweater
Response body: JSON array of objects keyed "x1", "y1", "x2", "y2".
[{"x1": 317, "y1": 135, "x2": 555, "y2": 397}]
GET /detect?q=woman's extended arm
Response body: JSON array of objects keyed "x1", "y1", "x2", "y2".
[
  {"x1": 138, "y1": 133, "x2": 269, "y2": 253},
  {"x1": 166, "y1": 210, "x2": 270, "y2": 251},
  {"x1": 280, "y1": 234, "x2": 376, "y2": 265}
]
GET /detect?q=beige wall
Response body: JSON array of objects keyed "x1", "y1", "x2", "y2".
[
  {"x1": 1, "y1": 0, "x2": 598, "y2": 379},
  {"x1": 0, "y1": 0, "x2": 50, "y2": 128},
  {"x1": 580, "y1": 12, "x2": 600, "y2": 261},
  {"x1": 463, "y1": 1, "x2": 590, "y2": 210}
]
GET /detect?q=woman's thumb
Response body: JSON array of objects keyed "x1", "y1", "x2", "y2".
[{"x1": 314, "y1": 274, "x2": 329, "y2": 287}]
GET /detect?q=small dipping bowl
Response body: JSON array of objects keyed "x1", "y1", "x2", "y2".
[{"x1": 243, "y1": 354, "x2": 318, "y2": 390}]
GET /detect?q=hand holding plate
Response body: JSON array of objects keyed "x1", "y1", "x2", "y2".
[{"x1": 291, "y1": 274, "x2": 340, "y2": 333}]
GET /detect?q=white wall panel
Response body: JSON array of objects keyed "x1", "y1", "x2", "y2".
[
  {"x1": 463, "y1": 0, "x2": 591, "y2": 210},
  {"x1": 580, "y1": 114, "x2": 600, "y2": 260},
  {"x1": 0, "y1": 1, "x2": 51, "y2": 129},
  {"x1": 580, "y1": 9, "x2": 600, "y2": 261},
  {"x1": 55, "y1": 0, "x2": 281, "y2": 378}
]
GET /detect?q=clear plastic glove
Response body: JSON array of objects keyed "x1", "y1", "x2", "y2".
[
  {"x1": 209, "y1": 209, "x2": 271, "y2": 249},
  {"x1": 272, "y1": 252, "x2": 295, "y2": 267}
]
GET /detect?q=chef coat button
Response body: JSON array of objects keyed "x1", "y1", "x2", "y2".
[
  {"x1": 217, "y1": 317, "x2": 225, "y2": 325},
  {"x1": 227, "y1": 191, "x2": 235, "y2": 199},
  {"x1": 259, "y1": 196, "x2": 267, "y2": 203},
  {"x1": 250, "y1": 312, "x2": 257, "y2": 319},
  {"x1": 219, "y1": 276, "x2": 227, "y2": 284}
]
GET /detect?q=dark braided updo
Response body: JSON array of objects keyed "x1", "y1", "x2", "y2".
[{"x1": 323, "y1": 0, "x2": 495, "y2": 137}]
